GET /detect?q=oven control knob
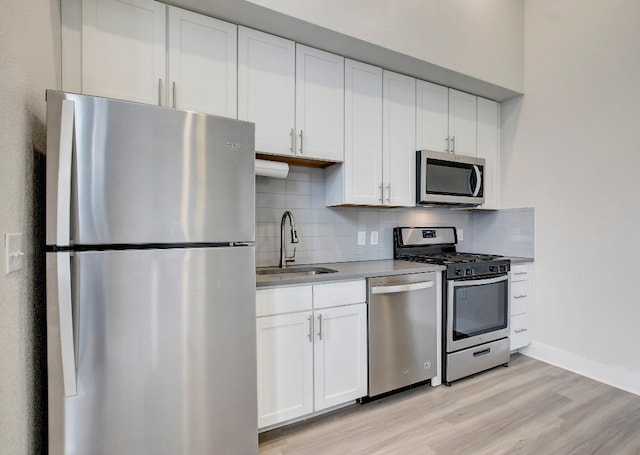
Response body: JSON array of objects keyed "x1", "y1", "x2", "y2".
[
  {"x1": 455, "y1": 268, "x2": 463, "y2": 276},
  {"x1": 465, "y1": 268, "x2": 473, "y2": 276},
  {"x1": 499, "y1": 265, "x2": 506, "y2": 272},
  {"x1": 489, "y1": 265, "x2": 496, "y2": 273}
]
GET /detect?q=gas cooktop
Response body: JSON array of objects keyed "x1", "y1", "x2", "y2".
[
  {"x1": 397, "y1": 252, "x2": 502, "y2": 265},
  {"x1": 393, "y1": 227, "x2": 510, "y2": 279}
]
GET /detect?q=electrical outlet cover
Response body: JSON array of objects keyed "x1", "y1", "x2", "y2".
[
  {"x1": 357, "y1": 231, "x2": 366, "y2": 246},
  {"x1": 370, "y1": 231, "x2": 379, "y2": 245}
]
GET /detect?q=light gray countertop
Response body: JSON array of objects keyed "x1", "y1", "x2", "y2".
[
  {"x1": 505, "y1": 256, "x2": 534, "y2": 264},
  {"x1": 256, "y1": 260, "x2": 445, "y2": 288}
]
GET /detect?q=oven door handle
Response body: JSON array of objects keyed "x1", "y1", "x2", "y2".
[
  {"x1": 451, "y1": 274, "x2": 508, "y2": 287},
  {"x1": 371, "y1": 280, "x2": 434, "y2": 295}
]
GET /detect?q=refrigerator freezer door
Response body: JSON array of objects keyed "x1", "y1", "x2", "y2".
[
  {"x1": 46, "y1": 90, "x2": 255, "y2": 246},
  {"x1": 46, "y1": 247, "x2": 257, "y2": 455}
]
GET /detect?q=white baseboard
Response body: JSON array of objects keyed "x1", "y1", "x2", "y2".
[{"x1": 520, "y1": 342, "x2": 640, "y2": 396}]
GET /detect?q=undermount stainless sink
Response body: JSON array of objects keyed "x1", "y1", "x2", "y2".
[{"x1": 256, "y1": 266, "x2": 339, "y2": 277}]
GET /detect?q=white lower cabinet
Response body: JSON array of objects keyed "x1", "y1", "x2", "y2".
[
  {"x1": 256, "y1": 311, "x2": 314, "y2": 427},
  {"x1": 256, "y1": 280, "x2": 367, "y2": 429},
  {"x1": 510, "y1": 264, "x2": 532, "y2": 351},
  {"x1": 313, "y1": 303, "x2": 367, "y2": 411}
]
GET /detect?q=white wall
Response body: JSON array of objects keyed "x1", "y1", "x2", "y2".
[
  {"x1": 0, "y1": 0, "x2": 60, "y2": 452},
  {"x1": 501, "y1": 0, "x2": 640, "y2": 389},
  {"x1": 246, "y1": 0, "x2": 524, "y2": 93}
]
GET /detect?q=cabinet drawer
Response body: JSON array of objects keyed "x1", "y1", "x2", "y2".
[
  {"x1": 313, "y1": 279, "x2": 366, "y2": 309},
  {"x1": 256, "y1": 285, "x2": 313, "y2": 317},
  {"x1": 510, "y1": 264, "x2": 529, "y2": 281},
  {"x1": 510, "y1": 313, "x2": 530, "y2": 350},
  {"x1": 511, "y1": 280, "x2": 529, "y2": 315}
]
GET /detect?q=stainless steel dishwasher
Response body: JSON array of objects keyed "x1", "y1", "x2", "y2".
[{"x1": 367, "y1": 271, "x2": 438, "y2": 397}]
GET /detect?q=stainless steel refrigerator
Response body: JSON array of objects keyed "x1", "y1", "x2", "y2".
[{"x1": 45, "y1": 90, "x2": 258, "y2": 454}]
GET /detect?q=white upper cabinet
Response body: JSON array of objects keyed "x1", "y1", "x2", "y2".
[
  {"x1": 416, "y1": 80, "x2": 449, "y2": 153},
  {"x1": 168, "y1": 7, "x2": 237, "y2": 117},
  {"x1": 238, "y1": 27, "x2": 295, "y2": 156},
  {"x1": 296, "y1": 45, "x2": 345, "y2": 162},
  {"x1": 416, "y1": 82, "x2": 478, "y2": 158},
  {"x1": 448, "y1": 89, "x2": 477, "y2": 156},
  {"x1": 326, "y1": 66, "x2": 417, "y2": 207},
  {"x1": 476, "y1": 97, "x2": 501, "y2": 209},
  {"x1": 82, "y1": 0, "x2": 166, "y2": 105},
  {"x1": 337, "y1": 59, "x2": 383, "y2": 206},
  {"x1": 81, "y1": 0, "x2": 237, "y2": 117},
  {"x1": 382, "y1": 70, "x2": 416, "y2": 207}
]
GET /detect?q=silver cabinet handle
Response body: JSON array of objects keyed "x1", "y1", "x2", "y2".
[
  {"x1": 445, "y1": 136, "x2": 450, "y2": 153},
  {"x1": 307, "y1": 314, "x2": 313, "y2": 342},
  {"x1": 298, "y1": 130, "x2": 304, "y2": 154},
  {"x1": 513, "y1": 272, "x2": 528, "y2": 276},
  {"x1": 378, "y1": 183, "x2": 383, "y2": 203},
  {"x1": 172, "y1": 81, "x2": 176, "y2": 108},
  {"x1": 317, "y1": 313, "x2": 323, "y2": 340},
  {"x1": 386, "y1": 183, "x2": 391, "y2": 203},
  {"x1": 514, "y1": 328, "x2": 528, "y2": 334},
  {"x1": 371, "y1": 280, "x2": 434, "y2": 295},
  {"x1": 57, "y1": 252, "x2": 77, "y2": 396},
  {"x1": 158, "y1": 78, "x2": 163, "y2": 106},
  {"x1": 57, "y1": 100, "x2": 74, "y2": 247},
  {"x1": 513, "y1": 295, "x2": 528, "y2": 299},
  {"x1": 290, "y1": 128, "x2": 295, "y2": 153},
  {"x1": 451, "y1": 135, "x2": 456, "y2": 153}
]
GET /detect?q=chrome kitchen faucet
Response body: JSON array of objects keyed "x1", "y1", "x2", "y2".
[{"x1": 279, "y1": 210, "x2": 299, "y2": 268}]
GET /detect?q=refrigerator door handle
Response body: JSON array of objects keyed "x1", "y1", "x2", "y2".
[
  {"x1": 57, "y1": 100, "x2": 74, "y2": 247},
  {"x1": 57, "y1": 251, "x2": 77, "y2": 396}
]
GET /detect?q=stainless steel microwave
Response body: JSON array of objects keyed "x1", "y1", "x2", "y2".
[{"x1": 416, "y1": 150, "x2": 485, "y2": 206}]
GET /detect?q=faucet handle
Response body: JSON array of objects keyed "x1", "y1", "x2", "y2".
[{"x1": 285, "y1": 247, "x2": 297, "y2": 263}]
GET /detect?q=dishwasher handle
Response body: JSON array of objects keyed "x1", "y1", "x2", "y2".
[{"x1": 371, "y1": 280, "x2": 434, "y2": 295}]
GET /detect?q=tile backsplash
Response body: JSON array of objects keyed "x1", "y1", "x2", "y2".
[{"x1": 256, "y1": 165, "x2": 481, "y2": 267}]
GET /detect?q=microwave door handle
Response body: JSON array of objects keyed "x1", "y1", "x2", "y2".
[{"x1": 472, "y1": 165, "x2": 481, "y2": 197}]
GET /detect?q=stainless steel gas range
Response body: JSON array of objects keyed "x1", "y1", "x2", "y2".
[{"x1": 394, "y1": 227, "x2": 511, "y2": 385}]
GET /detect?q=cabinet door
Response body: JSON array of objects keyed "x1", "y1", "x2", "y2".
[
  {"x1": 416, "y1": 80, "x2": 449, "y2": 153},
  {"x1": 256, "y1": 312, "x2": 313, "y2": 428},
  {"x1": 167, "y1": 7, "x2": 237, "y2": 117},
  {"x1": 383, "y1": 70, "x2": 416, "y2": 207},
  {"x1": 296, "y1": 45, "x2": 344, "y2": 162},
  {"x1": 238, "y1": 27, "x2": 295, "y2": 156},
  {"x1": 448, "y1": 89, "x2": 477, "y2": 157},
  {"x1": 477, "y1": 97, "x2": 500, "y2": 209},
  {"x1": 343, "y1": 59, "x2": 383, "y2": 205},
  {"x1": 82, "y1": 0, "x2": 166, "y2": 104},
  {"x1": 314, "y1": 304, "x2": 368, "y2": 411}
]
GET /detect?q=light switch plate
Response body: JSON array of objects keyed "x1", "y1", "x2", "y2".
[
  {"x1": 370, "y1": 231, "x2": 378, "y2": 245},
  {"x1": 5, "y1": 232, "x2": 24, "y2": 274},
  {"x1": 357, "y1": 231, "x2": 366, "y2": 246}
]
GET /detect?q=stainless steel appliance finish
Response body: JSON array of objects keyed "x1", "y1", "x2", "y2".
[
  {"x1": 393, "y1": 226, "x2": 510, "y2": 385},
  {"x1": 446, "y1": 338, "x2": 510, "y2": 383},
  {"x1": 46, "y1": 90, "x2": 255, "y2": 246},
  {"x1": 45, "y1": 90, "x2": 258, "y2": 455},
  {"x1": 447, "y1": 274, "x2": 510, "y2": 352},
  {"x1": 416, "y1": 150, "x2": 485, "y2": 206},
  {"x1": 367, "y1": 272, "x2": 438, "y2": 397}
]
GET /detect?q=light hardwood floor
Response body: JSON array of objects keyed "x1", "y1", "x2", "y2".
[{"x1": 259, "y1": 354, "x2": 640, "y2": 454}]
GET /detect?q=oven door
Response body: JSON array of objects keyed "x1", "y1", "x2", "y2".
[{"x1": 446, "y1": 274, "x2": 510, "y2": 352}]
